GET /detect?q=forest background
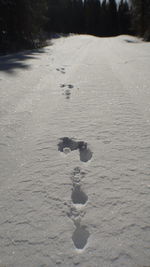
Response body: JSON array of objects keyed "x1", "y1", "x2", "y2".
[{"x1": 0, "y1": 0, "x2": 150, "y2": 54}]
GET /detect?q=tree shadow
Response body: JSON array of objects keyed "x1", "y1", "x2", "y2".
[
  {"x1": 0, "y1": 48, "x2": 45, "y2": 74},
  {"x1": 50, "y1": 33, "x2": 71, "y2": 39},
  {"x1": 124, "y1": 39, "x2": 139, "y2": 44}
]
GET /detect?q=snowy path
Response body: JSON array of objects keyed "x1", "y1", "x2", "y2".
[{"x1": 0, "y1": 35, "x2": 150, "y2": 267}]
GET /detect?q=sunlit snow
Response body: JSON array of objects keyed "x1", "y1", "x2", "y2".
[{"x1": 0, "y1": 34, "x2": 150, "y2": 267}]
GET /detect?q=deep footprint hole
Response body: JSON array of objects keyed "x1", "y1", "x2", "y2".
[
  {"x1": 68, "y1": 84, "x2": 74, "y2": 89},
  {"x1": 78, "y1": 142, "x2": 93, "y2": 162},
  {"x1": 65, "y1": 89, "x2": 71, "y2": 96},
  {"x1": 58, "y1": 137, "x2": 79, "y2": 152},
  {"x1": 72, "y1": 225, "x2": 90, "y2": 250},
  {"x1": 71, "y1": 185, "x2": 88, "y2": 205},
  {"x1": 58, "y1": 137, "x2": 93, "y2": 162}
]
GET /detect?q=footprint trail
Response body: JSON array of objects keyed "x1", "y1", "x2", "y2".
[{"x1": 58, "y1": 137, "x2": 92, "y2": 251}]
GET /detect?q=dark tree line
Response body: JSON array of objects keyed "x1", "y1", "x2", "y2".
[
  {"x1": 0, "y1": 0, "x2": 149, "y2": 54},
  {"x1": 0, "y1": 0, "x2": 48, "y2": 53},
  {"x1": 130, "y1": 0, "x2": 150, "y2": 41},
  {"x1": 46, "y1": 0, "x2": 131, "y2": 37}
]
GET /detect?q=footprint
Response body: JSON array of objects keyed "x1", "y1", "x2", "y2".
[
  {"x1": 56, "y1": 67, "x2": 66, "y2": 74},
  {"x1": 60, "y1": 84, "x2": 74, "y2": 89},
  {"x1": 65, "y1": 89, "x2": 71, "y2": 99},
  {"x1": 79, "y1": 147, "x2": 93, "y2": 163},
  {"x1": 61, "y1": 67, "x2": 65, "y2": 74},
  {"x1": 60, "y1": 84, "x2": 66, "y2": 88},
  {"x1": 60, "y1": 84, "x2": 74, "y2": 99},
  {"x1": 58, "y1": 137, "x2": 79, "y2": 152},
  {"x1": 68, "y1": 84, "x2": 74, "y2": 89},
  {"x1": 78, "y1": 142, "x2": 93, "y2": 163},
  {"x1": 71, "y1": 185, "x2": 88, "y2": 205},
  {"x1": 72, "y1": 224, "x2": 90, "y2": 250},
  {"x1": 58, "y1": 137, "x2": 93, "y2": 162}
]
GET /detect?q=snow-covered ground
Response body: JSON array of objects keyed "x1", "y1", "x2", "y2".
[{"x1": 0, "y1": 35, "x2": 150, "y2": 267}]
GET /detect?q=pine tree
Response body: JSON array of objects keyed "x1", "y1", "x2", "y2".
[
  {"x1": 0, "y1": 0, "x2": 48, "y2": 53},
  {"x1": 84, "y1": 0, "x2": 101, "y2": 36},
  {"x1": 130, "y1": 0, "x2": 150, "y2": 40},
  {"x1": 118, "y1": 0, "x2": 131, "y2": 34},
  {"x1": 71, "y1": 0, "x2": 84, "y2": 34},
  {"x1": 100, "y1": 0, "x2": 109, "y2": 36},
  {"x1": 107, "y1": 0, "x2": 118, "y2": 36}
]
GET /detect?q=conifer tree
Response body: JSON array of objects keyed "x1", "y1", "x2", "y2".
[
  {"x1": 130, "y1": 0, "x2": 150, "y2": 40},
  {"x1": 84, "y1": 0, "x2": 101, "y2": 35},
  {"x1": 118, "y1": 0, "x2": 131, "y2": 34},
  {"x1": 0, "y1": 0, "x2": 48, "y2": 52},
  {"x1": 100, "y1": 0, "x2": 109, "y2": 36},
  {"x1": 71, "y1": 0, "x2": 84, "y2": 33},
  {"x1": 107, "y1": 0, "x2": 118, "y2": 36}
]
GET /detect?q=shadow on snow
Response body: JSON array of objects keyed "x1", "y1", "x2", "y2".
[{"x1": 0, "y1": 48, "x2": 45, "y2": 74}]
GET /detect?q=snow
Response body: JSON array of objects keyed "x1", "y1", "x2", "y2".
[{"x1": 0, "y1": 34, "x2": 150, "y2": 267}]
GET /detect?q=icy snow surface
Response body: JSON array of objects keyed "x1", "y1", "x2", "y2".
[{"x1": 0, "y1": 35, "x2": 150, "y2": 267}]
